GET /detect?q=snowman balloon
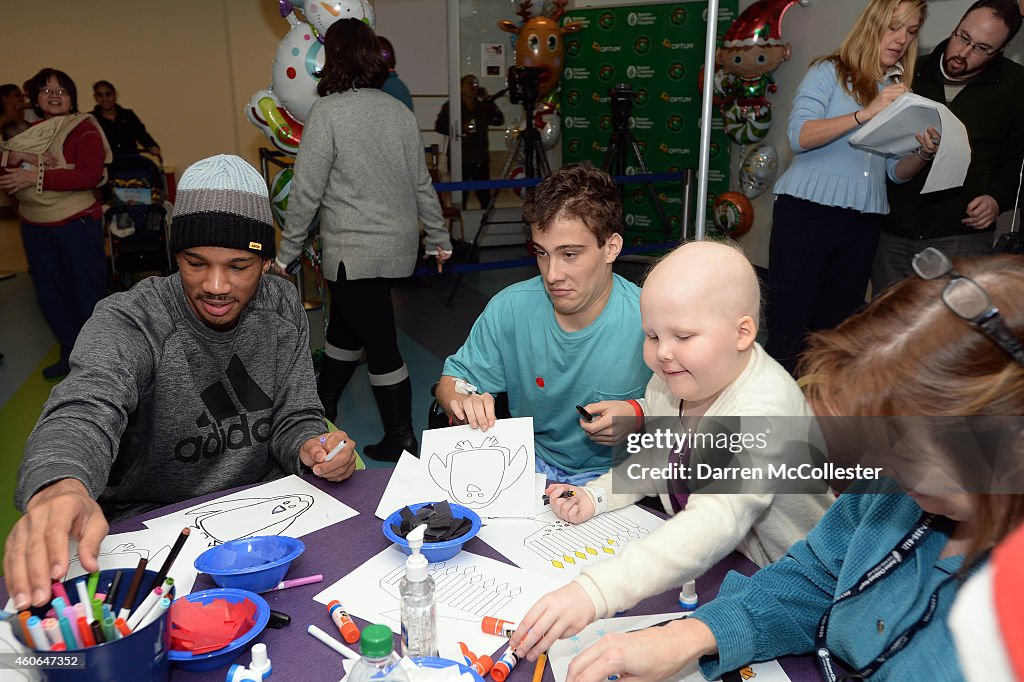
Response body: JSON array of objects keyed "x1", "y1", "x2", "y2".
[{"x1": 247, "y1": 0, "x2": 375, "y2": 155}]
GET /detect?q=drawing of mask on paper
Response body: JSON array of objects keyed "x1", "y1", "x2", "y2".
[
  {"x1": 185, "y1": 494, "x2": 314, "y2": 544},
  {"x1": 428, "y1": 437, "x2": 528, "y2": 508}
]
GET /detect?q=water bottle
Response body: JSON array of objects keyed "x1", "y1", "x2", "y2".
[
  {"x1": 399, "y1": 525, "x2": 438, "y2": 657},
  {"x1": 347, "y1": 624, "x2": 404, "y2": 682}
]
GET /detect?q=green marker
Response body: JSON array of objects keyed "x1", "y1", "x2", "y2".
[{"x1": 86, "y1": 572, "x2": 100, "y2": 600}]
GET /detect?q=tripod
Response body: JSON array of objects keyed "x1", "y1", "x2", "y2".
[
  {"x1": 445, "y1": 97, "x2": 550, "y2": 305},
  {"x1": 602, "y1": 123, "x2": 670, "y2": 236}
]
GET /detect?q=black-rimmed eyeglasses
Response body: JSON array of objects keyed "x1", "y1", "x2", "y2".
[
  {"x1": 912, "y1": 247, "x2": 1024, "y2": 366},
  {"x1": 951, "y1": 28, "x2": 999, "y2": 56}
]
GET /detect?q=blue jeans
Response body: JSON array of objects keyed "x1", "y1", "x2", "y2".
[{"x1": 21, "y1": 214, "x2": 107, "y2": 361}]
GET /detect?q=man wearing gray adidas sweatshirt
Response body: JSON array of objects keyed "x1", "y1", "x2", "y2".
[{"x1": 5, "y1": 155, "x2": 356, "y2": 611}]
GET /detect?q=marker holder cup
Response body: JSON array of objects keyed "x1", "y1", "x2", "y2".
[{"x1": 14, "y1": 569, "x2": 175, "y2": 682}]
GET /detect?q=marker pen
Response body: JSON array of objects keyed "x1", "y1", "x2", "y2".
[
  {"x1": 42, "y1": 618, "x2": 63, "y2": 649},
  {"x1": 307, "y1": 624, "x2": 360, "y2": 660},
  {"x1": 17, "y1": 612, "x2": 34, "y2": 648},
  {"x1": 325, "y1": 439, "x2": 347, "y2": 462},
  {"x1": 51, "y1": 580, "x2": 70, "y2": 607},
  {"x1": 86, "y1": 572, "x2": 100, "y2": 601},
  {"x1": 26, "y1": 616, "x2": 48, "y2": 651},
  {"x1": 575, "y1": 404, "x2": 595, "y2": 422},
  {"x1": 59, "y1": 614, "x2": 80, "y2": 650},
  {"x1": 77, "y1": 616, "x2": 95, "y2": 647},
  {"x1": 136, "y1": 597, "x2": 170, "y2": 630},
  {"x1": 268, "y1": 574, "x2": 323, "y2": 591},
  {"x1": 50, "y1": 597, "x2": 67, "y2": 615},
  {"x1": 542, "y1": 490, "x2": 575, "y2": 505},
  {"x1": 126, "y1": 586, "x2": 163, "y2": 630},
  {"x1": 75, "y1": 581, "x2": 92, "y2": 622}
]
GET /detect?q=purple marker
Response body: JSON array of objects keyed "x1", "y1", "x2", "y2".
[{"x1": 267, "y1": 574, "x2": 324, "y2": 591}]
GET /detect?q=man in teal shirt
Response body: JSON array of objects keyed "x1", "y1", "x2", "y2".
[{"x1": 437, "y1": 162, "x2": 651, "y2": 483}]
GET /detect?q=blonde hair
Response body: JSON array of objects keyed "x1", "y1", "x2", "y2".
[{"x1": 813, "y1": 0, "x2": 927, "y2": 107}]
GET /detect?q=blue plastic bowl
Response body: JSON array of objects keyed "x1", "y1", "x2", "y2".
[
  {"x1": 382, "y1": 502, "x2": 482, "y2": 562},
  {"x1": 194, "y1": 535, "x2": 304, "y2": 593},
  {"x1": 168, "y1": 588, "x2": 269, "y2": 671}
]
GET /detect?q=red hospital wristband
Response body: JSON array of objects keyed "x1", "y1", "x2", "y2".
[{"x1": 627, "y1": 399, "x2": 644, "y2": 431}]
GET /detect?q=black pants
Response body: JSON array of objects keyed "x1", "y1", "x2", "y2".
[
  {"x1": 462, "y1": 161, "x2": 492, "y2": 209},
  {"x1": 326, "y1": 263, "x2": 404, "y2": 382},
  {"x1": 765, "y1": 195, "x2": 881, "y2": 374}
]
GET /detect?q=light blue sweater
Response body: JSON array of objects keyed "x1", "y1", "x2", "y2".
[
  {"x1": 694, "y1": 479, "x2": 973, "y2": 682},
  {"x1": 773, "y1": 61, "x2": 906, "y2": 214}
]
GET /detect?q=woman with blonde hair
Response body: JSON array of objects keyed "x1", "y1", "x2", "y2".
[
  {"x1": 766, "y1": 0, "x2": 939, "y2": 375},
  {"x1": 558, "y1": 250, "x2": 1024, "y2": 681}
]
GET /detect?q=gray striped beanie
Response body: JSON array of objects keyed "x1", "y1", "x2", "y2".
[{"x1": 169, "y1": 154, "x2": 275, "y2": 258}]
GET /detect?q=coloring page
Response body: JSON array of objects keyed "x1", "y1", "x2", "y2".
[
  {"x1": 313, "y1": 546, "x2": 559, "y2": 662},
  {"x1": 419, "y1": 418, "x2": 536, "y2": 518},
  {"x1": 143, "y1": 474, "x2": 358, "y2": 546},
  {"x1": 65, "y1": 527, "x2": 207, "y2": 596},
  {"x1": 477, "y1": 505, "x2": 664, "y2": 580}
]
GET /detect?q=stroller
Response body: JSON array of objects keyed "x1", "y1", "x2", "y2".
[{"x1": 104, "y1": 152, "x2": 173, "y2": 288}]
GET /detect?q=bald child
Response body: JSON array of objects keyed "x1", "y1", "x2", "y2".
[{"x1": 511, "y1": 241, "x2": 834, "y2": 660}]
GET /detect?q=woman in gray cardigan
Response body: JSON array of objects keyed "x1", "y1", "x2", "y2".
[{"x1": 276, "y1": 18, "x2": 452, "y2": 461}]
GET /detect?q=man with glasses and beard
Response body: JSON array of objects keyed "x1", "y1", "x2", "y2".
[{"x1": 873, "y1": 0, "x2": 1024, "y2": 295}]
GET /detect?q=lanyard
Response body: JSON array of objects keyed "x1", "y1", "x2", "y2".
[{"x1": 814, "y1": 512, "x2": 958, "y2": 681}]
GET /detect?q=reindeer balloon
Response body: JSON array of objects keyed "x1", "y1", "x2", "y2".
[{"x1": 499, "y1": 0, "x2": 583, "y2": 150}]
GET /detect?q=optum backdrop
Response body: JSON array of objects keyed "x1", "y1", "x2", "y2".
[{"x1": 560, "y1": 0, "x2": 738, "y2": 246}]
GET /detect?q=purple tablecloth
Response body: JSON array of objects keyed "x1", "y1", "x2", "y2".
[{"x1": 6, "y1": 471, "x2": 821, "y2": 681}]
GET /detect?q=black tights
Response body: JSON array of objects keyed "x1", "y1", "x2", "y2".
[{"x1": 326, "y1": 264, "x2": 403, "y2": 379}]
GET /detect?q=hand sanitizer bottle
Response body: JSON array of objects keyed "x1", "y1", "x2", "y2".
[{"x1": 399, "y1": 525, "x2": 438, "y2": 657}]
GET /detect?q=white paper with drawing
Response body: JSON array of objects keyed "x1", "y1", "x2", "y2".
[
  {"x1": 64, "y1": 527, "x2": 207, "y2": 596},
  {"x1": 419, "y1": 418, "x2": 536, "y2": 518},
  {"x1": 142, "y1": 474, "x2": 358, "y2": 544},
  {"x1": 477, "y1": 505, "x2": 665, "y2": 580},
  {"x1": 848, "y1": 93, "x2": 971, "y2": 193},
  {"x1": 313, "y1": 546, "x2": 560, "y2": 662}
]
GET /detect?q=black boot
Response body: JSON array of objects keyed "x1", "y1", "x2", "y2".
[
  {"x1": 317, "y1": 357, "x2": 359, "y2": 424},
  {"x1": 363, "y1": 378, "x2": 418, "y2": 462}
]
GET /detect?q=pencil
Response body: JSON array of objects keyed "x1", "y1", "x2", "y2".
[
  {"x1": 148, "y1": 528, "x2": 190, "y2": 593},
  {"x1": 532, "y1": 652, "x2": 547, "y2": 682},
  {"x1": 117, "y1": 557, "x2": 148, "y2": 621}
]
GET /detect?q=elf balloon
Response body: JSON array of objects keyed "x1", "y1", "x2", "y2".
[
  {"x1": 247, "y1": 0, "x2": 375, "y2": 155},
  {"x1": 713, "y1": 0, "x2": 800, "y2": 145}
]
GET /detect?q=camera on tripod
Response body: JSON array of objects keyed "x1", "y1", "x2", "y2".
[
  {"x1": 610, "y1": 83, "x2": 634, "y2": 131},
  {"x1": 507, "y1": 66, "x2": 546, "y2": 106}
]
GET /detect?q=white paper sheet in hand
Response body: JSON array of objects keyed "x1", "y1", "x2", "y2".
[
  {"x1": 142, "y1": 474, "x2": 358, "y2": 545},
  {"x1": 418, "y1": 418, "x2": 537, "y2": 518},
  {"x1": 477, "y1": 505, "x2": 665, "y2": 581},
  {"x1": 848, "y1": 92, "x2": 971, "y2": 193},
  {"x1": 313, "y1": 546, "x2": 560, "y2": 662},
  {"x1": 65, "y1": 527, "x2": 207, "y2": 596}
]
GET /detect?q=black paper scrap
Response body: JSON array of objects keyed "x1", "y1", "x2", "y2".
[{"x1": 391, "y1": 502, "x2": 473, "y2": 543}]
